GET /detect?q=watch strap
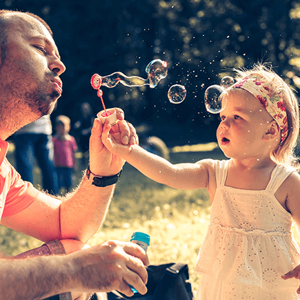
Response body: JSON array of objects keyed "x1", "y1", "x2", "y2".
[{"x1": 86, "y1": 165, "x2": 122, "y2": 187}]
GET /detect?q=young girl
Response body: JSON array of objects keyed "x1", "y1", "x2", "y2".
[
  {"x1": 102, "y1": 64, "x2": 300, "y2": 299},
  {"x1": 53, "y1": 115, "x2": 78, "y2": 193}
]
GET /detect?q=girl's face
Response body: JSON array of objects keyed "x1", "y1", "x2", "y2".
[
  {"x1": 56, "y1": 123, "x2": 67, "y2": 137},
  {"x1": 216, "y1": 89, "x2": 274, "y2": 159}
]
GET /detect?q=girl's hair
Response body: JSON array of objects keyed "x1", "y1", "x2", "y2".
[
  {"x1": 56, "y1": 115, "x2": 71, "y2": 132},
  {"x1": 233, "y1": 64, "x2": 299, "y2": 169}
]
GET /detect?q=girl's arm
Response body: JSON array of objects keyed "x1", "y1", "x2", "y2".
[{"x1": 102, "y1": 122, "x2": 213, "y2": 190}]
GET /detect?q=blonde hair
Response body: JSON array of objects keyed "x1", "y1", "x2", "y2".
[
  {"x1": 55, "y1": 115, "x2": 71, "y2": 133},
  {"x1": 232, "y1": 64, "x2": 300, "y2": 169}
]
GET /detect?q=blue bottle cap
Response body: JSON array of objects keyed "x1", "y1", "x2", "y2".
[{"x1": 130, "y1": 231, "x2": 150, "y2": 245}]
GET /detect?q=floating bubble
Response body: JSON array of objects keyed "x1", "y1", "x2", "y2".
[
  {"x1": 168, "y1": 84, "x2": 186, "y2": 104},
  {"x1": 204, "y1": 85, "x2": 226, "y2": 114},
  {"x1": 145, "y1": 59, "x2": 168, "y2": 88},
  {"x1": 220, "y1": 76, "x2": 234, "y2": 88},
  {"x1": 91, "y1": 72, "x2": 148, "y2": 89},
  {"x1": 91, "y1": 59, "x2": 168, "y2": 90}
]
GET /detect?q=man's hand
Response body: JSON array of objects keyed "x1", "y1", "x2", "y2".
[
  {"x1": 71, "y1": 240, "x2": 149, "y2": 296},
  {"x1": 281, "y1": 265, "x2": 300, "y2": 294},
  {"x1": 89, "y1": 108, "x2": 138, "y2": 176},
  {"x1": 101, "y1": 121, "x2": 133, "y2": 157}
]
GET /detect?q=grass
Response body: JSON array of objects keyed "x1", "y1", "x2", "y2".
[
  {"x1": 0, "y1": 142, "x2": 225, "y2": 292},
  {"x1": 6, "y1": 143, "x2": 300, "y2": 293}
]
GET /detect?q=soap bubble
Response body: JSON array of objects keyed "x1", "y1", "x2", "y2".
[
  {"x1": 204, "y1": 85, "x2": 227, "y2": 114},
  {"x1": 91, "y1": 59, "x2": 168, "y2": 90},
  {"x1": 220, "y1": 76, "x2": 234, "y2": 88},
  {"x1": 146, "y1": 59, "x2": 168, "y2": 88},
  {"x1": 168, "y1": 84, "x2": 186, "y2": 104}
]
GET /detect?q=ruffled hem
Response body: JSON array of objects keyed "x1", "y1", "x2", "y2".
[
  {"x1": 196, "y1": 275, "x2": 300, "y2": 300},
  {"x1": 195, "y1": 224, "x2": 300, "y2": 288}
]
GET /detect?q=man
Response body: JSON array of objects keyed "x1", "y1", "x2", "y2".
[{"x1": 0, "y1": 9, "x2": 148, "y2": 300}]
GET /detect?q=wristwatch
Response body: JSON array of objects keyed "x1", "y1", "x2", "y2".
[{"x1": 86, "y1": 165, "x2": 122, "y2": 187}]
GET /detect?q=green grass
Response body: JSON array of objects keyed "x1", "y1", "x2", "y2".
[
  {"x1": 3, "y1": 142, "x2": 300, "y2": 294},
  {"x1": 1, "y1": 144, "x2": 225, "y2": 291}
]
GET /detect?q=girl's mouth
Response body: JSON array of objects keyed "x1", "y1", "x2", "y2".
[{"x1": 221, "y1": 137, "x2": 230, "y2": 144}]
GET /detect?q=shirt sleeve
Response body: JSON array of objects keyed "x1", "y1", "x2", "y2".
[{"x1": 2, "y1": 162, "x2": 40, "y2": 217}]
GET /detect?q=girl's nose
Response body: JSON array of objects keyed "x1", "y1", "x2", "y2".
[{"x1": 219, "y1": 119, "x2": 229, "y2": 130}]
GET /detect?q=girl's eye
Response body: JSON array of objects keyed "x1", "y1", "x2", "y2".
[{"x1": 234, "y1": 115, "x2": 241, "y2": 120}]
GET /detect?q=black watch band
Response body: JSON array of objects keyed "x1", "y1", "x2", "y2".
[{"x1": 86, "y1": 165, "x2": 122, "y2": 187}]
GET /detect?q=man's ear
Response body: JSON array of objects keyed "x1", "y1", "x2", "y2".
[{"x1": 263, "y1": 120, "x2": 280, "y2": 142}]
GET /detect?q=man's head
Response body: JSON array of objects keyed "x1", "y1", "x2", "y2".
[
  {"x1": 0, "y1": 10, "x2": 65, "y2": 138},
  {"x1": 0, "y1": 10, "x2": 53, "y2": 68}
]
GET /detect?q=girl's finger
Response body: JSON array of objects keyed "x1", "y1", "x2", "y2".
[
  {"x1": 282, "y1": 269, "x2": 297, "y2": 279},
  {"x1": 117, "y1": 120, "x2": 130, "y2": 145},
  {"x1": 114, "y1": 108, "x2": 125, "y2": 120}
]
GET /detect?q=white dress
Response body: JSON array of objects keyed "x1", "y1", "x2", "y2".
[{"x1": 195, "y1": 160, "x2": 300, "y2": 299}]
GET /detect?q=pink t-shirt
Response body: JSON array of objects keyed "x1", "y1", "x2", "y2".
[
  {"x1": 53, "y1": 135, "x2": 77, "y2": 168},
  {"x1": 0, "y1": 139, "x2": 39, "y2": 219}
]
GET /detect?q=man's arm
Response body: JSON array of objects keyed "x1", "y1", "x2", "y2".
[
  {"x1": 0, "y1": 241, "x2": 149, "y2": 300},
  {"x1": 61, "y1": 111, "x2": 137, "y2": 242},
  {"x1": 2, "y1": 109, "x2": 137, "y2": 242}
]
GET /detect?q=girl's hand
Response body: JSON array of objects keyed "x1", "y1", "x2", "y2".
[
  {"x1": 101, "y1": 120, "x2": 134, "y2": 157},
  {"x1": 281, "y1": 265, "x2": 300, "y2": 293},
  {"x1": 89, "y1": 108, "x2": 137, "y2": 176}
]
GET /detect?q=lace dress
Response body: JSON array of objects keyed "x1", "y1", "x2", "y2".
[{"x1": 195, "y1": 160, "x2": 300, "y2": 300}]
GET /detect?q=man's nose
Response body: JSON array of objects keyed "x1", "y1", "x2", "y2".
[{"x1": 49, "y1": 57, "x2": 66, "y2": 76}]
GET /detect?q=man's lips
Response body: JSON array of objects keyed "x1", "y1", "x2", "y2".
[{"x1": 51, "y1": 78, "x2": 63, "y2": 94}]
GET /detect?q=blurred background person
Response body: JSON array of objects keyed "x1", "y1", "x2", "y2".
[
  {"x1": 74, "y1": 102, "x2": 94, "y2": 167},
  {"x1": 53, "y1": 115, "x2": 78, "y2": 194},
  {"x1": 136, "y1": 124, "x2": 170, "y2": 160},
  {"x1": 13, "y1": 115, "x2": 58, "y2": 195}
]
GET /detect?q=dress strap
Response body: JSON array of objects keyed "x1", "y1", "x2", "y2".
[
  {"x1": 215, "y1": 159, "x2": 230, "y2": 187},
  {"x1": 265, "y1": 164, "x2": 294, "y2": 193}
]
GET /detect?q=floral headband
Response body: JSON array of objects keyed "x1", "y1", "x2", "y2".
[{"x1": 231, "y1": 75, "x2": 288, "y2": 144}]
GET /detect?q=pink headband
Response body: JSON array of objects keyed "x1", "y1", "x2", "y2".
[{"x1": 231, "y1": 75, "x2": 288, "y2": 144}]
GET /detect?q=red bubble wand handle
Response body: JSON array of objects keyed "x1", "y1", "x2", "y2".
[
  {"x1": 91, "y1": 74, "x2": 117, "y2": 126},
  {"x1": 91, "y1": 74, "x2": 107, "y2": 114}
]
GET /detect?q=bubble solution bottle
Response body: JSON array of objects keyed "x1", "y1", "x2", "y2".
[{"x1": 129, "y1": 231, "x2": 150, "y2": 293}]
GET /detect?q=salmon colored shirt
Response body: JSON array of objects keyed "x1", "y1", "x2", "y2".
[{"x1": 0, "y1": 139, "x2": 39, "y2": 219}]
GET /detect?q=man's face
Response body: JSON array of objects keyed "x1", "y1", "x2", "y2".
[{"x1": 0, "y1": 13, "x2": 66, "y2": 117}]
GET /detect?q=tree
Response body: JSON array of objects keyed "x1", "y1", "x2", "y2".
[{"x1": 4, "y1": 0, "x2": 300, "y2": 144}]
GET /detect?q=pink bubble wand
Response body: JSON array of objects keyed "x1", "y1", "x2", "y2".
[
  {"x1": 90, "y1": 59, "x2": 171, "y2": 125},
  {"x1": 91, "y1": 74, "x2": 117, "y2": 125}
]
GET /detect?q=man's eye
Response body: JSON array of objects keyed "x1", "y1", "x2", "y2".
[{"x1": 34, "y1": 45, "x2": 46, "y2": 54}]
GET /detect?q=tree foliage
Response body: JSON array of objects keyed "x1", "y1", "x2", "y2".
[{"x1": 3, "y1": 0, "x2": 300, "y2": 144}]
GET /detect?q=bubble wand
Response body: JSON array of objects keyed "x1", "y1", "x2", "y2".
[
  {"x1": 90, "y1": 59, "x2": 188, "y2": 125},
  {"x1": 90, "y1": 75, "x2": 107, "y2": 112},
  {"x1": 91, "y1": 74, "x2": 118, "y2": 125},
  {"x1": 91, "y1": 59, "x2": 169, "y2": 125}
]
